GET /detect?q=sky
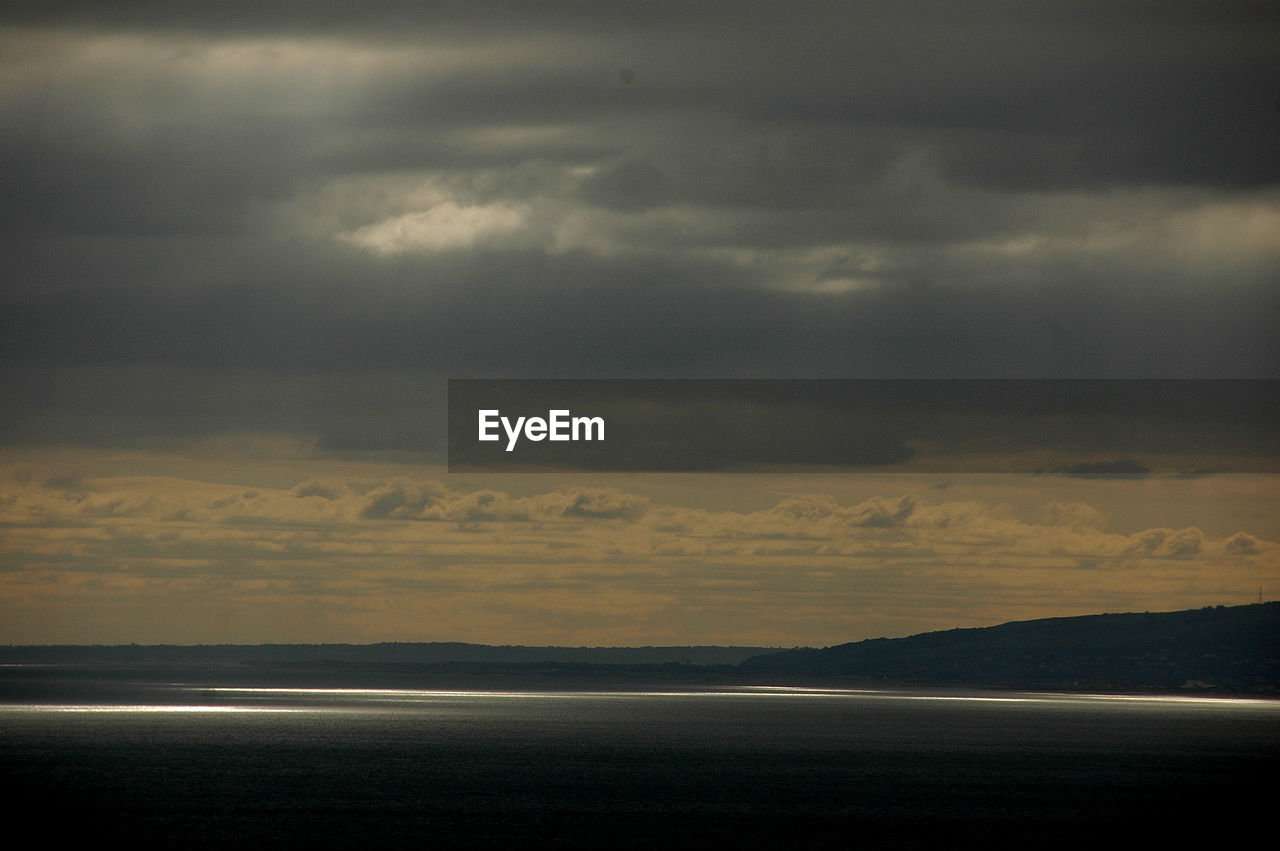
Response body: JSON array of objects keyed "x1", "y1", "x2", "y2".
[{"x1": 1, "y1": 1, "x2": 1277, "y2": 646}]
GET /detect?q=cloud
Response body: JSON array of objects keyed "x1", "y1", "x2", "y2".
[
  {"x1": 290, "y1": 478, "x2": 353, "y2": 501},
  {"x1": 578, "y1": 158, "x2": 672, "y2": 211},
  {"x1": 1056, "y1": 459, "x2": 1150, "y2": 478},
  {"x1": 557, "y1": 488, "x2": 650, "y2": 520},
  {"x1": 359, "y1": 478, "x2": 447, "y2": 519},
  {"x1": 1224, "y1": 532, "x2": 1261, "y2": 556},
  {"x1": 2, "y1": 5, "x2": 1278, "y2": 458},
  {"x1": 846, "y1": 494, "x2": 916, "y2": 528},
  {"x1": 1042, "y1": 501, "x2": 1105, "y2": 530},
  {"x1": 1124, "y1": 527, "x2": 1206, "y2": 558},
  {"x1": 1, "y1": 461, "x2": 1276, "y2": 644},
  {"x1": 0, "y1": 1, "x2": 1275, "y2": 649},
  {"x1": 339, "y1": 201, "x2": 529, "y2": 255}
]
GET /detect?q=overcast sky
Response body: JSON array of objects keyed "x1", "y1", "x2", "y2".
[{"x1": 1, "y1": 2, "x2": 1276, "y2": 645}]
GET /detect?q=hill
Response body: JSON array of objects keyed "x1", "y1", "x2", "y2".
[
  {"x1": 740, "y1": 602, "x2": 1280, "y2": 693},
  {"x1": 3, "y1": 604, "x2": 1276, "y2": 694}
]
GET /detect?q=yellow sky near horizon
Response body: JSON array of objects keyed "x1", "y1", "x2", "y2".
[{"x1": 3, "y1": 444, "x2": 1275, "y2": 647}]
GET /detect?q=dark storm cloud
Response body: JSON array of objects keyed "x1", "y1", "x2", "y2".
[
  {"x1": 4, "y1": 271, "x2": 1277, "y2": 453},
  {"x1": 2, "y1": 244, "x2": 1276, "y2": 374},
  {"x1": 1057, "y1": 460, "x2": 1151, "y2": 478},
  {"x1": 0, "y1": 112, "x2": 307, "y2": 237},
  {"x1": 1, "y1": 1, "x2": 1277, "y2": 449}
]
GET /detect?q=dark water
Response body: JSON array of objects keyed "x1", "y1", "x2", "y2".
[{"x1": 2, "y1": 668, "x2": 1276, "y2": 848}]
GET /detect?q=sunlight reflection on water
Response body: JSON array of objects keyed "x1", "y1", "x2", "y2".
[{"x1": 1, "y1": 684, "x2": 1275, "y2": 715}]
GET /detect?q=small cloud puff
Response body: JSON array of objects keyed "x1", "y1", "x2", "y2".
[
  {"x1": 1125, "y1": 527, "x2": 1205, "y2": 557},
  {"x1": 290, "y1": 478, "x2": 354, "y2": 501},
  {"x1": 360, "y1": 478, "x2": 447, "y2": 520},
  {"x1": 1042, "y1": 501, "x2": 1105, "y2": 529},
  {"x1": 845, "y1": 494, "x2": 915, "y2": 528},
  {"x1": 557, "y1": 488, "x2": 650, "y2": 520},
  {"x1": 339, "y1": 202, "x2": 529, "y2": 255},
  {"x1": 1223, "y1": 532, "x2": 1261, "y2": 556}
]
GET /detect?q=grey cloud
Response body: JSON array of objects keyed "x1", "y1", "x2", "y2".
[
  {"x1": 847, "y1": 495, "x2": 916, "y2": 528},
  {"x1": 5, "y1": 464, "x2": 75, "y2": 489},
  {"x1": 578, "y1": 158, "x2": 672, "y2": 211},
  {"x1": 1057, "y1": 460, "x2": 1151, "y2": 478},
  {"x1": 441, "y1": 490, "x2": 518, "y2": 523},
  {"x1": 360, "y1": 478, "x2": 446, "y2": 520},
  {"x1": 1125, "y1": 526, "x2": 1208, "y2": 558},
  {"x1": 1225, "y1": 532, "x2": 1261, "y2": 556},
  {"x1": 561, "y1": 489, "x2": 649, "y2": 520},
  {"x1": 2, "y1": 2, "x2": 1278, "y2": 452},
  {"x1": 290, "y1": 479, "x2": 351, "y2": 501},
  {"x1": 1164, "y1": 528, "x2": 1205, "y2": 557},
  {"x1": 3, "y1": 276, "x2": 1278, "y2": 451},
  {"x1": 3, "y1": 249, "x2": 1276, "y2": 374},
  {"x1": 0, "y1": 128, "x2": 303, "y2": 238}
]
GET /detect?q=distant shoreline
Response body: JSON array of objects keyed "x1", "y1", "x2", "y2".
[{"x1": 3, "y1": 602, "x2": 1276, "y2": 696}]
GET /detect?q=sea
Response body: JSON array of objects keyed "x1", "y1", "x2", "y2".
[{"x1": 2, "y1": 665, "x2": 1276, "y2": 848}]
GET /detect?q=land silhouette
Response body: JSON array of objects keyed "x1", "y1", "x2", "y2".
[{"x1": 3, "y1": 603, "x2": 1276, "y2": 695}]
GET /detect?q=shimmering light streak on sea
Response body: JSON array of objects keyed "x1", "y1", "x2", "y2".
[
  {"x1": 193, "y1": 685, "x2": 1280, "y2": 710},
  {"x1": 0, "y1": 704, "x2": 305, "y2": 713},
  {"x1": 2, "y1": 672, "x2": 1275, "y2": 849},
  {"x1": 2, "y1": 684, "x2": 1275, "y2": 719}
]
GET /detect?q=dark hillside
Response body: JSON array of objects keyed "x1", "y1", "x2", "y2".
[{"x1": 740, "y1": 602, "x2": 1280, "y2": 693}]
